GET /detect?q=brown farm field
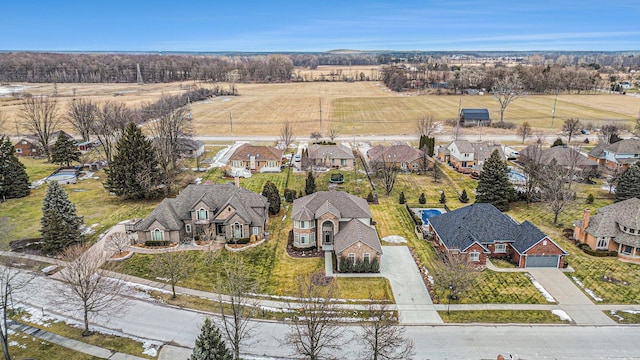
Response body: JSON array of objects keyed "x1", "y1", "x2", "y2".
[{"x1": 1, "y1": 77, "x2": 638, "y2": 137}]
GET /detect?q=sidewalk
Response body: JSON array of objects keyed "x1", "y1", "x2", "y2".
[{"x1": 9, "y1": 321, "x2": 147, "y2": 360}]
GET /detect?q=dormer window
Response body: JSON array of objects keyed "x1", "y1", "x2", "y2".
[{"x1": 197, "y1": 208, "x2": 208, "y2": 220}]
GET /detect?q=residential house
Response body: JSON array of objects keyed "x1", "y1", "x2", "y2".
[
  {"x1": 14, "y1": 136, "x2": 44, "y2": 157},
  {"x1": 459, "y1": 108, "x2": 491, "y2": 127},
  {"x1": 291, "y1": 191, "x2": 382, "y2": 268},
  {"x1": 307, "y1": 144, "x2": 355, "y2": 169},
  {"x1": 177, "y1": 138, "x2": 205, "y2": 158},
  {"x1": 429, "y1": 203, "x2": 568, "y2": 268},
  {"x1": 437, "y1": 140, "x2": 505, "y2": 174},
  {"x1": 136, "y1": 183, "x2": 269, "y2": 245},
  {"x1": 228, "y1": 144, "x2": 283, "y2": 173},
  {"x1": 519, "y1": 145, "x2": 598, "y2": 181},
  {"x1": 587, "y1": 138, "x2": 640, "y2": 170},
  {"x1": 574, "y1": 198, "x2": 640, "y2": 262},
  {"x1": 367, "y1": 144, "x2": 426, "y2": 172}
]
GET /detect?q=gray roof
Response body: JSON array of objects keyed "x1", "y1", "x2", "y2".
[
  {"x1": 429, "y1": 203, "x2": 566, "y2": 254},
  {"x1": 449, "y1": 140, "x2": 475, "y2": 154},
  {"x1": 461, "y1": 108, "x2": 490, "y2": 121},
  {"x1": 367, "y1": 144, "x2": 423, "y2": 163},
  {"x1": 308, "y1": 144, "x2": 354, "y2": 160},
  {"x1": 587, "y1": 143, "x2": 607, "y2": 159},
  {"x1": 334, "y1": 219, "x2": 382, "y2": 255},
  {"x1": 136, "y1": 184, "x2": 268, "y2": 231},
  {"x1": 520, "y1": 145, "x2": 597, "y2": 168},
  {"x1": 605, "y1": 138, "x2": 640, "y2": 156},
  {"x1": 292, "y1": 191, "x2": 371, "y2": 221},
  {"x1": 471, "y1": 142, "x2": 504, "y2": 163},
  {"x1": 583, "y1": 197, "x2": 640, "y2": 247}
]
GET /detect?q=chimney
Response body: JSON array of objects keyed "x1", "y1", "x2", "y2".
[
  {"x1": 234, "y1": 176, "x2": 240, "y2": 188},
  {"x1": 583, "y1": 209, "x2": 591, "y2": 229}
]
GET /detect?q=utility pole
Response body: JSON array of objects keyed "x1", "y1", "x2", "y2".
[
  {"x1": 455, "y1": 97, "x2": 462, "y2": 140},
  {"x1": 551, "y1": 93, "x2": 558, "y2": 129},
  {"x1": 229, "y1": 111, "x2": 233, "y2": 137},
  {"x1": 319, "y1": 98, "x2": 323, "y2": 138}
]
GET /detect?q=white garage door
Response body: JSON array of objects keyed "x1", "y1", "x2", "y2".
[{"x1": 526, "y1": 255, "x2": 559, "y2": 268}]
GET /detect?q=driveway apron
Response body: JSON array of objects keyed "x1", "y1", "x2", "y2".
[
  {"x1": 527, "y1": 268, "x2": 615, "y2": 325},
  {"x1": 380, "y1": 246, "x2": 443, "y2": 324}
]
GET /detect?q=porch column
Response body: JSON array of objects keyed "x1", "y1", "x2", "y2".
[{"x1": 618, "y1": 243, "x2": 622, "y2": 254}]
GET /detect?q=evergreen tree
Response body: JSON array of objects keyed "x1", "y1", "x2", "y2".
[
  {"x1": 0, "y1": 136, "x2": 30, "y2": 200},
  {"x1": 40, "y1": 181, "x2": 83, "y2": 254},
  {"x1": 366, "y1": 191, "x2": 375, "y2": 203},
  {"x1": 305, "y1": 171, "x2": 316, "y2": 195},
  {"x1": 190, "y1": 318, "x2": 233, "y2": 360},
  {"x1": 439, "y1": 191, "x2": 447, "y2": 204},
  {"x1": 418, "y1": 192, "x2": 426, "y2": 204},
  {"x1": 398, "y1": 191, "x2": 406, "y2": 204},
  {"x1": 459, "y1": 189, "x2": 469, "y2": 203},
  {"x1": 615, "y1": 163, "x2": 640, "y2": 202},
  {"x1": 475, "y1": 149, "x2": 514, "y2": 211},
  {"x1": 104, "y1": 122, "x2": 161, "y2": 200},
  {"x1": 262, "y1": 181, "x2": 281, "y2": 215},
  {"x1": 551, "y1": 138, "x2": 565, "y2": 147},
  {"x1": 50, "y1": 134, "x2": 80, "y2": 167}
]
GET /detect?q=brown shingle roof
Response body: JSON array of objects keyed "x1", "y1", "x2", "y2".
[
  {"x1": 520, "y1": 145, "x2": 597, "y2": 168},
  {"x1": 367, "y1": 144, "x2": 423, "y2": 164},
  {"x1": 307, "y1": 144, "x2": 354, "y2": 160},
  {"x1": 292, "y1": 191, "x2": 371, "y2": 221},
  {"x1": 584, "y1": 197, "x2": 640, "y2": 247},
  {"x1": 229, "y1": 144, "x2": 283, "y2": 161}
]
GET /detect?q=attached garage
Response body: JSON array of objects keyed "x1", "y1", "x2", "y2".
[{"x1": 526, "y1": 255, "x2": 560, "y2": 268}]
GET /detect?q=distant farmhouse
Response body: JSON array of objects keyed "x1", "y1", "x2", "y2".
[
  {"x1": 519, "y1": 145, "x2": 598, "y2": 181},
  {"x1": 228, "y1": 144, "x2": 283, "y2": 173},
  {"x1": 437, "y1": 140, "x2": 504, "y2": 174},
  {"x1": 14, "y1": 130, "x2": 74, "y2": 158},
  {"x1": 459, "y1": 108, "x2": 490, "y2": 127}
]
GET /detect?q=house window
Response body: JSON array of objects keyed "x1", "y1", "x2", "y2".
[
  {"x1": 495, "y1": 244, "x2": 507, "y2": 253},
  {"x1": 622, "y1": 245, "x2": 633, "y2": 255},
  {"x1": 341, "y1": 159, "x2": 347, "y2": 166},
  {"x1": 348, "y1": 253, "x2": 356, "y2": 262},
  {"x1": 469, "y1": 251, "x2": 480, "y2": 262},
  {"x1": 233, "y1": 222, "x2": 244, "y2": 238},
  {"x1": 631, "y1": 229, "x2": 636, "y2": 234},
  {"x1": 197, "y1": 208, "x2": 208, "y2": 220},
  {"x1": 15, "y1": 148, "x2": 22, "y2": 153},
  {"x1": 300, "y1": 235, "x2": 308, "y2": 244},
  {"x1": 464, "y1": 153, "x2": 469, "y2": 157},
  {"x1": 31, "y1": 148, "x2": 37, "y2": 152},
  {"x1": 252, "y1": 227, "x2": 259, "y2": 236},
  {"x1": 364, "y1": 253, "x2": 371, "y2": 262},
  {"x1": 310, "y1": 232, "x2": 315, "y2": 244},
  {"x1": 294, "y1": 233, "x2": 299, "y2": 243},
  {"x1": 152, "y1": 229, "x2": 164, "y2": 241},
  {"x1": 300, "y1": 221, "x2": 307, "y2": 229},
  {"x1": 185, "y1": 224, "x2": 192, "y2": 233},
  {"x1": 596, "y1": 237, "x2": 609, "y2": 250}
]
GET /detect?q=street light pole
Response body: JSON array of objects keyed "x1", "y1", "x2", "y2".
[{"x1": 448, "y1": 284, "x2": 454, "y2": 315}]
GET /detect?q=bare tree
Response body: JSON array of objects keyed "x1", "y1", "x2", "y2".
[
  {"x1": 562, "y1": 118, "x2": 581, "y2": 144},
  {"x1": 370, "y1": 150, "x2": 399, "y2": 196},
  {"x1": 491, "y1": 74, "x2": 524, "y2": 124},
  {"x1": 520, "y1": 144, "x2": 543, "y2": 204},
  {"x1": 56, "y1": 244, "x2": 125, "y2": 336},
  {"x1": 105, "y1": 231, "x2": 131, "y2": 255},
  {"x1": 435, "y1": 252, "x2": 480, "y2": 301},
  {"x1": 358, "y1": 300, "x2": 415, "y2": 360},
  {"x1": 148, "y1": 103, "x2": 192, "y2": 194},
  {"x1": 67, "y1": 98, "x2": 98, "y2": 142},
  {"x1": 19, "y1": 96, "x2": 60, "y2": 161},
  {"x1": 151, "y1": 249, "x2": 194, "y2": 299},
  {"x1": 215, "y1": 255, "x2": 261, "y2": 360},
  {"x1": 416, "y1": 113, "x2": 438, "y2": 137},
  {"x1": 279, "y1": 121, "x2": 295, "y2": 151},
  {"x1": 92, "y1": 101, "x2": 131, "y2": 163},
  {"x1": 310, "y1": 132, "x2": 322, "y2": 141},
  {"x1": 517, "y1": 121, "x2": 533, "y2": 143},
  {"x1": 0, "y1": 257, "x2": 35, "y2": 360},
  {"x1": 599, "y1": 124, "x2": 619, "y2": 145},
  {"x1": 283, "y1": 272, "x2": 349, "y2": 360},
  {"x1": 327, "y1": 127, "x2": 339, "y2": 142},
  {"x1": 540, "y1": 159, "x2": 574, "y2": 225}
]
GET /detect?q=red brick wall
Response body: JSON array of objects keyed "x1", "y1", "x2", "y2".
[{"x1": 525, "y1": 237, "x2": 565, "y2": 268}]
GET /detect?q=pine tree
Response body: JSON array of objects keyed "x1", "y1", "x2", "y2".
[
  {"x1": 475, "y1": 149, "x2": 514, "y2": 211},
  {"x1": 50, "y1": 134, "x2": 80, "y2": 167},
  {"x1": 190, "y1": 318, "x2": 233, "y2": 360},
  {"x1": 0, "y1": 136, "x2": 30, "y2": 200},
  {"x1": 305, "y1": 171, "x2": 316, "y2": 195},
  {"x1": 398, "y1": 191, "x2": 406, "y2": 204},
  {"x1": 615, "y1": 163, "x2": 640, "y2": 202},
  {"x1": 439, "y1": 191, "x2": 447, "y2": 204},
  {"x1": 551, "y1": 138, "x2": 565, "y2": 147},
  {"x1": 418, "y1": 192, "x2": 426, "y2": 204},
  {"x1": 104, "y1": 122, "x2": 161, "y2": 200},
  {"x1": 366, "y1": 191, "x2": 375, "y2": 203},
  {"x1": 262, "y1": 181, "x2": 281, "y2": 215},
  {"x1": 459, "y1": 189, "x2": 469, "y2": 203},
  {"x1": 40, "y1": 181, "x2": 83, "y2": 254}
]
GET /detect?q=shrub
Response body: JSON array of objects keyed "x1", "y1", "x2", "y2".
[
  {"x1": 491, "y1": 121, "x2": 516, "y2": 129},
  {"x1": 586, "y1": 193, "x2": 594, "y2": 204},
  {"x1": 284, "y1": 188, "x2": 296, "y2": 202},
  {"x1": 229, "y1": 238, "x2": 251, "y2": 244},
  {"x1": 145, "y1": 240, "x2": 171, "y2": 247},
  {"x1": 398, "y1": 191, "x2": 406, "y2": 204},
  {"x1": 418, "y1": 193, "x2": 426, "y2": 204},
  {"x1": 439, "y1": 191, "x2": 447, "y2": 204},
  {"x1": 459, "y1": 189, "x2": 469, "y2": 203},
  {"x1": 366, "y1": 192, "x2": 375, "y2": 203},
  {"x1": 552, "y1": 138, "x2": 565, "y2": 147}
]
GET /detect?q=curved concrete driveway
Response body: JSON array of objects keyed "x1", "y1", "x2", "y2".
[{"x1": 379, "y1": 246, "x2": 443, "y2": 324}]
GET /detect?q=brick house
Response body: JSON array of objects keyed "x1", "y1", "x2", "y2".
[
  {"x1": 367, "y1": 144, "x2": 426, "y2": 172},
  {"x1": 136, "y1": 183, "x2": 269, "y2": 245},
  {"x1": 437, "y1": 140, "x2": 505, "y2": 174},
  {"x1": 291, "y1": 191, "x2": 382, "y2": 268},
  {"x1": 307, "y1": 144, "x2": 355, "y2": 169},
  {"x1": 587, "y1": 139, "x2": 640, "y2": 170},
  {"x1": 228, "y1": 144, "x2": 283, "y2": 173},
  {"x1": 429, "y1": 203, "x2": 568, "y2": 268},
  {"x1": 573, "y1": 198, "x2": 640, "y2": 262},
  {"x1": 519, "y1": 145, "x2": 598, "y2": 181},
  {"x1": 14, "y1": 136, "x2": 44, "y2": 157}
]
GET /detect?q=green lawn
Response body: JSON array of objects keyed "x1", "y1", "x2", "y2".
[
  {"x1": 607, "y1": 310, "x2": 640, "y2": 324},
  {"x1": 3, "y1": 331, "x2": 101, "y2": 360},
  {"x1": 439, "y1": 310, "x2": 570, "y2": 324}
]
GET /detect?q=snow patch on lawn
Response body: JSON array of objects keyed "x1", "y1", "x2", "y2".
[
  {"x1": 571, "y1": 276, "x2": 603, "y2": 302},
  {"x1": 524, "y1": 273, "x2": 556, "y2": 303},
  {"x1": 552, "y1": 309, "x2": 572, "y2": 322},
  {"x1": 610, "y1": 310, "x2": 625, "y2": 321},
  {"x1": 381, "y1": 235, "x2": 407, "y2": 244},
  {"x1": 623, "y1": 309, "x2": 640, "y2": 314}
]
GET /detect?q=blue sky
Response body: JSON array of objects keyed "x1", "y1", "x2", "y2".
[{"x1": 1, "y1": 1, "x2": 639, "y2": 52}]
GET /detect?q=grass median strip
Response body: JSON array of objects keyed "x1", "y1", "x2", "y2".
[{"x1": 438, "y1": 310, "x2": 570, "y2": 324}]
